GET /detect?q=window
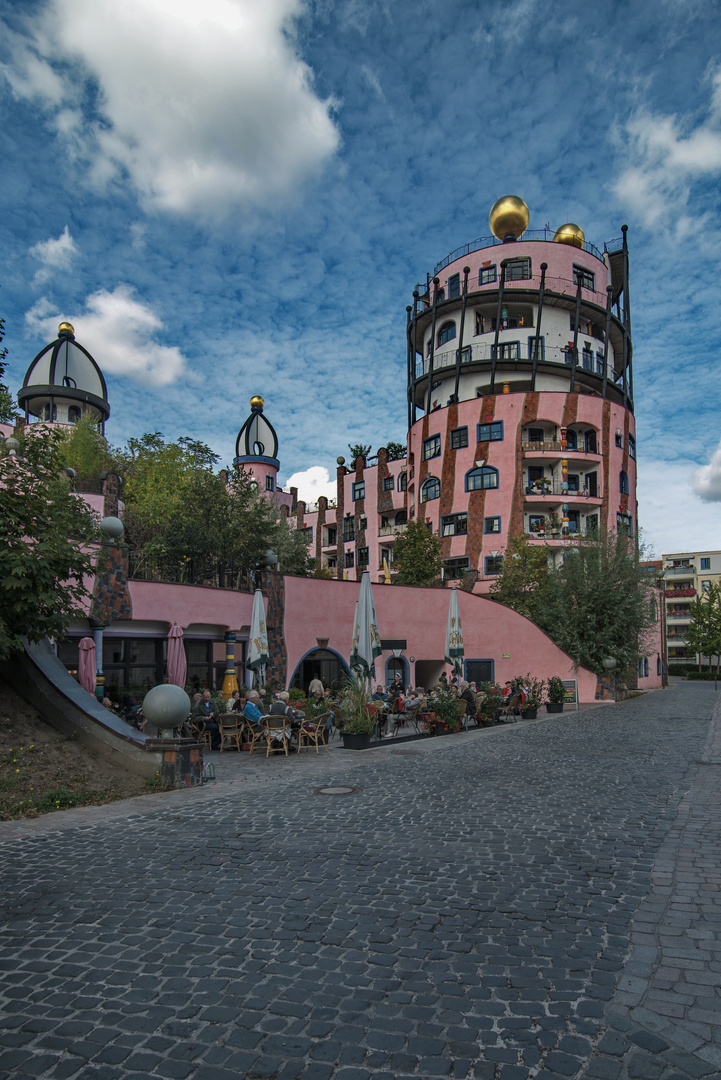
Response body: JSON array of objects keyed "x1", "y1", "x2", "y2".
[
  {"x1": 615, "y1": 430, "x2": 623, "y2": 448},
  {"x1": 573, "y1": 265, "x2": 595, "y2": 290},
  {"x1": 301, "y1": 526, "x2": 313, "y2": 542},
  {"x1": 484, "y1": 516, "x2": 501, "y2": 533},
  {"x1": 359, "y1": 516, "x2": 367, "y2": 530},
  {"x1": 450, "y1": 426, "x2": 468, "y2": 449},
  {"x1": 357, "y1": 547, "x2": 369, "y2": 567},
  {"x1": 596, "y1": 353, "x2": 604, "y2": 375},
  {"x1": 565, "y1": 429, "x2": 577, "y2": 450},
  {"x1": 582, "y1": 347, "x2": 593, "y2": 371},
  {"x1": 466, "y1": 465, "x2": 499, "y2": 491},
  {"x1": 492, "y1": 341, "x2": 520, "y2": 360},
  {"x1": 566, "y1": 511, "x2": 579, "y2": 534},
  {"x1": 343, "y1": 517, "x2": 355, "y2": 542},
  {"x1": 68, "y1": 406, "x2": 81, "y2": 423},
  {"x1": 617, "y1": 511, "x2": 633, "y2": 536},
  {"x1": 420, "y1": 476, "x2": 440, "y2": 502},
  {"x1": 585, "y1": 430, "x2": 597, "y2": 453},
  {"x1": 383, "y1": 475, "x2": 395, "y2": 491},
  {"x1": 628, "y1": 434, "x2": 636, "y2": 460},
  {"x1": 505, "y1": 257, "x2": 531, "y2": 281},
  {"x1": 441, "y1": 513, "x2": 468, "y2": 537},
  {"x1": 423, "y1": 434, "x2": 441, "y2": 460},
  {"x1": 438, "y1": 322, "x2": 456, "y2": 347},
  {"x1": 326, "y1": 557, "x2": 337, "y2": 569},
  {"x1": 398, "y1": 472, "x2": 407, "y2": 492},
  {"x1": 477, "y1": 421, "x2": 503, "y2": 442},
  {"x1": 644, "y1": 657, "x2": 650, "y2": 678},
  {"x1": 479, "y1": 265, "x2": 497, "y2": 285},
  {"x1": 527, "y1": 427, "x2": 544, "y2": 443},
  {"x1": 529, "y1": 514, "x2": 545, "y2": 533},
  {"x1": 619, "y1": 470, "x2": 629, "y2": 495},
  {"x1": 326, "y1": 527, "x2": 337, "y2": 546},
  {"x1": 567, "y1": 474, "x2": 579, "y2": 492},
  {"x1": 701, "y1": 557, "x2": 711, "y2": 570},
  {"x1": 444, "y1": 556, "x2": 470, "y2": 578},
  {"x1": 352, "y1": 481, "x2": 365, "y2": 501},
  {"x1": 657, "y1": 655, "x2": 662, "y2": 676},
  {"x1": 528, "y1": 335, "x2": 545, "y2": 361},
  {"x1": 485, "y1": 555, "x2": 504, "y2": 575},
  {"x1": 449, "y1": 273, "x2": 460, "y2": 299},
  {"x1": 43, "y1": 403, "x2": 58, "y2": 421},
  {"x1": 266, "y1": 475, "x2": 275, "y2": 491},
  {"x1": 345, "y1": 551, "x2": 355, "y2": 568}
]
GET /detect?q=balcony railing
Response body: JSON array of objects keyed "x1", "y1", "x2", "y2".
[
  {"x1": 664, "y1": 565, "x2": 696, "y2": 575},
  {"x1": 415, "y1": 339, "x2": 614, "y2": 381},
  {"x1": 666, "y1": 588, "x2": 697, "y2": 598},
  {"x1": 378, "y1": 523, "x2": 407, "y2": 537},
  {"x1": 525, "y1": 482, "x2": 602, "y2": 499},
  {"x1": 433, "y1": 230, "x2": 604, "y2": 274}
]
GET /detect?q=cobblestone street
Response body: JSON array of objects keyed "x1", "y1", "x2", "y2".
[{"x1": 1, "y1": 684, "x2": 719, "y2": 1080}]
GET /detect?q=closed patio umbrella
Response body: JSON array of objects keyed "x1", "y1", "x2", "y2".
[
  {"x1": 78, "y1": 637, "x2": 96, "y2": 696},
  {"x1": 444, "y1": 587, "x2": 464, "y2": 675},
  {"x1": 166, "y1": 624, "x2": 187, "y2": 688},
  {"x1": 248, "y1": 589, "x2": 270, "y2": 688},
  {"x1": 350, "y1": 571, "x2": 382, "y2": 684}
]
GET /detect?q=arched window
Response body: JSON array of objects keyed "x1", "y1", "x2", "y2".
[
  {"x1": 619, "y1": 470, "x2": 629, "y2": 495},
  {"x1": 465, "y1": 465, "x2": 499, "y2": 491},
  {"x1": 438, "y1": 322, "x2": 456, "y2": 347},
  {"x1": 68, "y1": 406, "x2": 81, "y2": 423},
  {"x1": 420, "y1": 476, "x2": 440, "y2": 502}
]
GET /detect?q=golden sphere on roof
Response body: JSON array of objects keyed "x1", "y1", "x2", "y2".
[
  {"x1": 250, "y1": 395, "x2": 264, "y2": 409},
  {"x1": 489, "y1": 195, "x2": 529, "y2": 241},
  {"x1": 58, "y1": 321, "x2": 75, "y2": 335},
  {"x1": 552, "y1": 223, "x2": 585, "y2": 248}
]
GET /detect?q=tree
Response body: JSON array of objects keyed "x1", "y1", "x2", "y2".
[
  {"x1": 58, "y1": 412, "x2": 114, "y2": 486},
  {"x1": 0, "y1": 427, "x2": 99, "y2": 660},
  {"x1": 685, "y1": 585, "x2": 721, "y2": 672},
  {"x1": 392, "y1": 518, "x2": 443, "y2": 586},
  {"x1": 385, "y1": 441, "x2": 406, "y2": 461},
  {"x1": 348, "y1": 443, "x2": 372, "y2": 463},
  {"x1": 489, "y1": 533, "x2": 552, "y2": 620}
]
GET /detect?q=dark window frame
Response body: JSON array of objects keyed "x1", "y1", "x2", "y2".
[
  {"x1": 477, "y1": 421, "x2": 503, "y2": 443},
  {"x1": 450, "y1": 426, "x2": 468, "y2": 450},
  {"x1": 479, "y1": 264, "x2": 497, "y2": 285},
  {"x1": 441, "y1": 512, "x2": 468, "y2": 537},
  {"x1": 420, "y1": 476, "x2": 441, "y2": 502},
  {"x1": 573, "y1": 264, "x2": 595, "y2": 291},
  {"x1": 484, "y1": 516, "x2": 501, "y2": 534},
  {"x1": 352, "y1": 481, "x2": 365, "y2": 501},
  {"x1": 484, "y1": 555, "x2": 504, "y2": 575},
  {"x1": 438, "y1": 321, "x2": 456, "y2": 347},
  {"x1": 448, "y1": 273, "x2": 460, "y2": 299},
  {"x1": 504, "y1": 257, "x2": 531, "y2": 281},
  {"x1": 444, "y1": 556, "x2": 470, "y2": 578},
  {"x1": 382, "y1": 475, "x2": 395, "y2": 491},
  {"x1": 422, "y1": 434, "x2": 442, "y2": 460},
  {"x1": 466, "y1": 465, "x2": 499, "y2": 492}
]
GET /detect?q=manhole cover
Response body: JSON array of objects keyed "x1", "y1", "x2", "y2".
[{"x1": 313, "y1": 785, "x2": 361, "y2": 796}]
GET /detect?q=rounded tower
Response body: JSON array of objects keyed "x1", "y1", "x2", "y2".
[
  {"x1": 233, "y1": 395, "x2": 280, "y2": 494},
  {"x1": 18, "y1": 322, "x2": 110, "y2": 432},
  {"x1": 405, "y1": 197, "x2": 635, "y2": 589}
]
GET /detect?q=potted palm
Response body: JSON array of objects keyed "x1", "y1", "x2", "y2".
[
  {"x1": 545, "y1": 676, "x2": 566, "y2": 713},
  {"x1": 339, "y1": 674, "x2": 377, "y2": 749},
  {"x1": 514, "y1": 674, "x2": 544, "y2": 719}
]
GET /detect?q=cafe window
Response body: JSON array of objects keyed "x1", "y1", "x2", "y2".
[
  {"x1": 441, "y1": 513, "x2": 468, "y2": 537},
  {"x1": 450, "y1": 426, "x2": 468, "y2": 449}
]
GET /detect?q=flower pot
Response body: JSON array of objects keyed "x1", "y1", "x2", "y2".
[
  {"x1": 522, "y1": 708, "x2": 538, "y2": 719},
  {"x1": 342, "y1": 732, "x2": 372, "y2": 750},
  {"x1": 546, "y1": 702, "x2": 564, "y2": 713}
]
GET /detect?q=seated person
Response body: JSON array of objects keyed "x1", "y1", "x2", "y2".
[
  {"x1": 459, "y1": 681, "x2": 477, "y2": 720},
  {"x1": 226, "y1": 690, "x2": 244, "y2": 712},
  {"x1": 269, "y1": 691, "x2": 304, "y2": 728},
  {"x1": 243, "y1": 691, "x2": 265, "y2": 728},
  {"x1": 191, "y1": 689, "x2": 221, "y2": 749},
  {"x1": 385, "y1": 688, "x2": 423, "y2": 737},
  {"x1": 372, "y1": 685, "x2": 388, "y2": 701}
]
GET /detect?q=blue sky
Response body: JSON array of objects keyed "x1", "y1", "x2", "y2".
[{"x1": 2, "y1": 0, "x2": 721, "y2": 556}]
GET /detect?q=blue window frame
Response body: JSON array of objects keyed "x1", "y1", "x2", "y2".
[
  {"x1": 565, "y1": 429, "x2": 577, "y2": 450},
  {"x1": 479, "y1": 264, "x2": 497, "y2": 285},
  {"x1": 466, "y1": 466, "x2": 499, "y2": 491},
  {"x1": 449, "y1": 274, "x2": 460, "y2": 299},
  {"x1": 266, "y1": 475, "x2": 274, "y2": 491},
  {"x1": 596, "y1": 353, "x2": 604, "y2": 374},
  {"x1": 438, "y1": 322, "x2": 456, "y2": 347},
  {"x1": 484, "y1": 555, "x2": 504, "y2": 575},
  {"x1": 628, "y1": 434, "x2": 636, "y2": 460},
  {"x1": 619, "y1": 470, "x2": 629, "y2": 495},
  {"x1": 484, "y1": 516, "x2": 501, "y2": 533},
  {"x1": 398, "y1": 472, "x2": 407, "y2": 492},
  {"x1": 477, "y1": 421, "x2": 503, "y2": 442},
  {"x1": 423, "y1": 434, "x2": 441, "y2": 460},
  {"x1": 450, "y1": 426, "x2": 468, "y2": 449},
  {"x1": 352, "y1": 481, "x2": 365, "y2": 501},
  {"x1": 701, "y1": 557, "x2": 711, "y2": 570},
  {"x1": 582, "y1": 347, "x2": 593, "y2": 370},
  {"x1": 420, "y1": 476, "x2": 440, "y2": 502},
  {"x1": 383, "y1": 475, "x2": 394, "y2": 491}
]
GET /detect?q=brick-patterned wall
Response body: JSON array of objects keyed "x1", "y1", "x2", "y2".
[
  {"x1": 439, "y1": 403, "x2": 459, "y2": 559},
  {"x1": 620, "y1": 410, "x2": 630, "y2": 515},
  {"x1": 376, "y1": 448, "x2": 394, "y2": 517},
  {"x1": 315, "y1": 497, "x2": 327, "y2": 566},
  {"x1": 561, "y1": 393, "x2": 578, "y2": 429},
  {"x1": 100, "y1": 472, "x2": 122, "y2": 517},
  {"x1": 354, "y1": 456, "x2": 366, "y2": 568},
  {"x1": 465, "y1": 397, "x2": 496, "y2": 572},
  {"x1": 263, "y1": 571, "x2": 287, "y2": 690},
  {"x1": 89, "y1": 545, "x2": 133, "y2": 627},
  {"x1": 335, "y1": 464, "x2": 346, "y2": 579}
]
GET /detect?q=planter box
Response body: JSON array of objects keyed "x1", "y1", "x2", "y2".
[
  {"x1": 546, "y1": 702, "x2": 564, "y2": 713},
  {"x1": 341, "y1": 732, "x2": 372, "y2": 750},
  {"x1": 521, "y1": 708, "x2": 538, "y2": 719}
]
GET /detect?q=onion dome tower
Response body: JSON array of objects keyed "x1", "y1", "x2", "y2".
[
  {"x1": 18, "y1": 322, "x2": 110, "y2": 431},
  {"x1": 233, "y1": 395, "x2": 280, "y2": 494}
]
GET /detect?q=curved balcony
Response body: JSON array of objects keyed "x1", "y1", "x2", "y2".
[
  {"x1": 524, "y1": 482, "x2": 602, "y2": 505},
  {"x1": 433, "y1": 230, "x2": 604, "y2": 275}
]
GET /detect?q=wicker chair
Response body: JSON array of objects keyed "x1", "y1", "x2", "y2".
[
  {"x1": 297, "y1": 712, "x2": 330, "y2": 754},
  {"x1": 263, "y1": 716, "x2": 291, "y2": 757}
]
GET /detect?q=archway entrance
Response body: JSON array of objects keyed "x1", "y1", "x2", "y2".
[{"x1": 290, "y1": 648, "x2": 351, "y2": 693}]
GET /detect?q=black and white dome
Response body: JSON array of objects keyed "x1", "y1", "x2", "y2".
[
  {"x1": 234, "y1": 395, "x2": 279, "y2": 466},
  {"x1": 18, "y1": 322, "x2": 110, "y2": 429}
]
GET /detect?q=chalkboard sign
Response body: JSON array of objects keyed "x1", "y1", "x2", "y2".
[{"x1": 562, "y1": 679, "x2": 578, "y2": 704}]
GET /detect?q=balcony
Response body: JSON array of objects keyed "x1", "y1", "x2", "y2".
[
  {"x1": 666, "y1": 588, "x2": 696, "y2": 598},
  {"x1": 415, "y1": 339, "x2": 612, "y2": 380},
  {"x1": 664, "y1": 565, "x2": 696, "y2": 576},
  {"x1": 525, "y1": 482, "x2": 602, "y2": 500},
  {"x1": 522, "y1": 440, "x2": 563, "y2": 453},
  {"x1": 378, "y1": 523, "x2": 407, "y2": 537}
]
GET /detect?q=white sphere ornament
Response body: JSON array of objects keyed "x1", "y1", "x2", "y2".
[
  {"x1": 602, "y1": 657, "x2": 617, "y2": 671},
  {"x1": 100, "y1": 515, "x2": 124, "y2": 539},
  {"x1": 142, "y1": 684, "x2": 190, "y2": 737}
]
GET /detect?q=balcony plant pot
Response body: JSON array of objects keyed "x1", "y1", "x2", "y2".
[
  {"x1": 545, "y1": 702, "x2": 563, "y2": 713},
  {"x1": 341, "y1": 731, "x2": 372, "y2": 750}
]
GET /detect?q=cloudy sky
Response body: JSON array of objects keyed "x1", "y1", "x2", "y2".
[{"x1": 2, "y1": 0, "x2": 721, "y2": 557}]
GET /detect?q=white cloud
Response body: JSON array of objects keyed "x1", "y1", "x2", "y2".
[
  {"x1": 25, "y1": 286, "x2": 186, "y2": 386},
  {"x1": 5, "y1": 0, "x2": 339, "y2": 215},
  {"x1": 283, "y1": 465, "x2": 336, "y2": 505},
  {"x1": 691, "y1": 439, "x2": 721, "y2": 501},
  {"x1": 613, "y1": 67, "x2": 721, "y2": 231},
  {"x1": 28, "y1": 226, "x2": 78, "y2": 285},
  {"x1": 638, "y1": 455, "x2": 721, "y2": 556}
]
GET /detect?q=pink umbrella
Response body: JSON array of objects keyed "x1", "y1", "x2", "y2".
[
  {"x1": 167, "y1": 624, "x2": 187, "y2": 688},
  {"x1": 78, "y1": 637, "x2": 96, "y2": 696}
]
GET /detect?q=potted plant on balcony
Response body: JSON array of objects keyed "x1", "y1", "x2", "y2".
[
  {"x1": 339, "y1": 674, "x2": 377, "y2": 750},
  {"x1": 546, "y1": 511, "x2": 561, "y2": 537},
  {"x1": 514, "y1": 674, "x2": 544, "y2": 719},
  {"x1": 545, "y1": 676, "x2": 566, "y2": 713}
]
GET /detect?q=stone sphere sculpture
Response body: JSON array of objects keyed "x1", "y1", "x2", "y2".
[{"x1": 142, "y1": 684, "x2": 190, "y2": 737}]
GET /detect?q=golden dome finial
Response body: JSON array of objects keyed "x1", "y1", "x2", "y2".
[
  {"x1": 552, "y1": 223, "x2": 585, "y2": 248},
  {"x1": 489, "y1": 196, "x2": 529, "y2": 241},
  {"x1": 250, "y1": 395, "x2": 264, "y2": 409},
  {"x1": 58, "y1": 321, "x2": 75, "y2": 336}
]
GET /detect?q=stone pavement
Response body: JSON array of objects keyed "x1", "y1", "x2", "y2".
[{"x1": 0, "y1": 684, "x2": 719, "y2": 1080}]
